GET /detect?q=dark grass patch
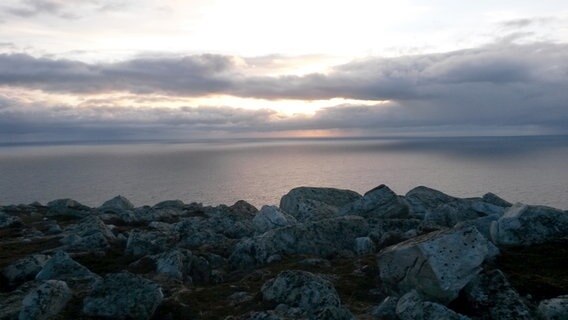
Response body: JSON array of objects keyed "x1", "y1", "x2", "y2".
[{"x1": 496, "y1": 240, "x2": 568, "y2": 300}]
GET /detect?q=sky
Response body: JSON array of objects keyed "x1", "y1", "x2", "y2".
[{"x1": 0, "y1": 0, "x2": 568, "y2": 142}]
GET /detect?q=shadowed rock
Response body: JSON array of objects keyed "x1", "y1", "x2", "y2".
[
  {"x1": 99, "y1": 195, "x2": 134, "y2": 213},
  {"x1": 82, "y1": 272, "x2": 163, "y2": 320},
  {"x1": 229, "y1": 216, "x2": 369, "y2": 269},
  {"x1": 340, "y1": 185, "x2": 409, "y2": 219},
  {"x1": 491, "y1": 203, "x2": 568, "y2": 246},
  {"x1": 463, "y1": 269, "x2": 531, "y2": 320},
  {"x1": 280, "y1": 187, "x2": 361, "y2": 222},
  {"x1": 253, "y1": 205, "x2": 297, "y2": 234},
  {"x1": 261, "y1": 270, "x2": 354, "y2": 319}
]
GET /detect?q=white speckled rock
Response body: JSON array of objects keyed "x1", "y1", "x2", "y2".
[
  {"x1": 82, "y1": 272, "x2": 163, "y2": 320},
  {"x1": 2, "y1": 254, "x2": 50, "y2": 286},
  {"x1": 491, "y1": 203, "x2": 568, "y2": 246},
  {"x1": 253, "y1": 205, "x2": 298, "y2": 234},
  {"x1": 35, "y1": 251, "x2": 98, "y2": 283},
  {"x1": 261, "y1": 270, "x2": 354, "y2": 319},
  {"x1": 538, "y1": 295, "x2": 568, "y2": 320},
  {"x1": 229, "y1": 216, "x2": 369, "y2": 269},
  {"x1": 396, "y1": 290, "x2": 470, "y2": 320},
  {"x1": 19, "y1": 280, "x2": 71, "y2": 320},
  {"x1": 377, "y1": 226, "x2": 492, "y2": 303},
  {"x1": 280, "y1": 187, "x2": 361, "y2": 222}
]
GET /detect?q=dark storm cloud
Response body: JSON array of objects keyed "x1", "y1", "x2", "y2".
[{"x1": 1, "y1": 41, "x2": 568, "y2": 140}]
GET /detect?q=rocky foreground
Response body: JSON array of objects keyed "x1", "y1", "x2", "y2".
[{"x1": 1, "y1": 185, "x2": 567, "y2": 320}]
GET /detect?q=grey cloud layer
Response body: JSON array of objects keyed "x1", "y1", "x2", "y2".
[{"x1": 1, "y1": 41, "x2": 568, "y2": 140}]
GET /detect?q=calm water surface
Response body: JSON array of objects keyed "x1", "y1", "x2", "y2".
[{"x1": 0, "y1": 136, "x2": 567, "y2": 209}]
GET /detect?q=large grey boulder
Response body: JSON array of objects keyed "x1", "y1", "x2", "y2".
[
  {"x1": 340, "y1": 185, "x2": 409, "y2": 219},
  {"x1": 377, "y1": 226, "x2": 494, "y2": 303},
  {"x1": 46, "y1": 199, "x2": 91, "y2": 218},
  {"x1": 538, "y1": 295, "x2": 568, "y2": 320},
  {"x1": 280, "y1": 187, "x2": 361, "y2": 222},
  {"x1": 354, "y1": 236, "x2": 376, "y2": 255},
  {"x1": 2, "y1": 254, "x2": 50, "y2": 287},
  {"x1": 99, "y1": 195, "x2": 134, "y2": 213},
  {"x1": 491, "y1": 203, "x2": 568, "y2": 246},
  {"x1": 405, "y1": 186, "x2": 505, "y2": 222},
  {"x1": 229, "y1": 216, "x2": 369, "y2": 269},
  {"x1": 62, "y1": 216, "x2": 116, "y2": 252},
  {"x1": 396, "y1": 290, "x2": 470, "y2": 320},
  {"x1": 253, "y1": 205, "x2": 297, "y2": 234},
  {"x1": 82, "y1": 272, "x2": 163, "y2": 320},
  {"x1": 405, "y1": 186, "x2": 457, "y2": 218},
  {"x1": 35, "y1": 251, "x2": 98, "y2": 283},
  {"x1": 19, "y1": 280, "x2": 71, "y2": 320},
  {"x1": 463, "y1": 269, "x2": 531, "y2": 320},
  {"x1": 261, "y1": 270, "x2": 354, "y2": 319}
]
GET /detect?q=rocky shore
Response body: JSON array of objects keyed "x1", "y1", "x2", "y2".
[{"x1": 1, "y1": 185, "x2": 567, "y2": 319}]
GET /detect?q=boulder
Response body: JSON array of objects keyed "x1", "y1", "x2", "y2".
[
  {"x1": 2, "y1": 254, "x2": 50, "y2": 287},
  {"x1": 482, "y1": 192, "x2": 512, "y2": 208},
  {"x1": 99, "y1": 195, "x2": 134, "y2": 213},
  {"x1": 340, "y1": 185, "x2": 409, "y2": 219},
  {"x1": 19, "y1": 280, "x2": 72, "y2": 320},
  {"x1": 396, "y1": 290, "x2": 470, "y2": 320},
  {"x1": 82, "y1": 272, "x2": 163, "y2": 320},
  {"x1": 371, "y1": 296, "x2": 399, "y2": 320},
  {"x1": 405, "y1": 186, "x2": 457, "y2": 218},
  {"x1": 153, "y1": 200, "x2": 185, "y2": 210},
  {"x1": 229, "y1": 216, "x2": 369, "y2": 269},
  {"x1": 491, "y1": 203, "x2": 568, "y2": 246},
  {"x1": 463, "y1": 269, "x2": 531, "y2": 320},
  {"x1": 354, "y1": 236, "x2": 376, "y2": 255},
  {"x1": 280, "y1": 187, "x2": 361, "y2": 222},
  {"x1": 261, "y1": 270, "x2": 354, "y2": 318},
  {"x1": 538, "y1": 295, "x2": 568, "y2": 320},
  {"x1": 377, "y1": 226, "x2": 493, "y2": 303},
  {"x1": 62, "y1": 216, "x2": 117, "y2": 252},
  {"x1": 0, "y1": 212, "x2": 22, "y2": 228},
  {"x1": 35, "y1": 251, "x2": 98, "y2": 283},
  {"x1": 253, "y1": 205, "x2": 297, "y2": 234},
  {"x1": 454, "y1": 214, "x2": 500, "y2": 241},
  {"x1": 142, "y1": 249, "x2": 211, "y2": 284},
  {"x1": 125, "y1": 230, "x2": 176, "y2": 257},
  {"x1": 405, "y1": 187, "x2": 505, "y2": 221},
  {"x1": 46, "y1": 199, "x2": 91, "y2": 218},
  {"x1": 230, "y1": 200, "x2": 259, "y2": 216}
]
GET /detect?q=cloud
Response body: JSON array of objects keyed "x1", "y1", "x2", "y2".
[
  {"x1": 1, "y1": 40, "x2": 568, "y2": 141},
  {"x1": 3, "y1": 0, "x2": 129, "y2": 19}
]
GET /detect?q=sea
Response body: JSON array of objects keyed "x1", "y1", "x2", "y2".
[{"x1": 0, "y1": 136, "x2": 567, "y2": 210}]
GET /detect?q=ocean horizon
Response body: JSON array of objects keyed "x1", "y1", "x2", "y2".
[{"x1": 1, "y1": 135, "x2": 567, "y2": 210}]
